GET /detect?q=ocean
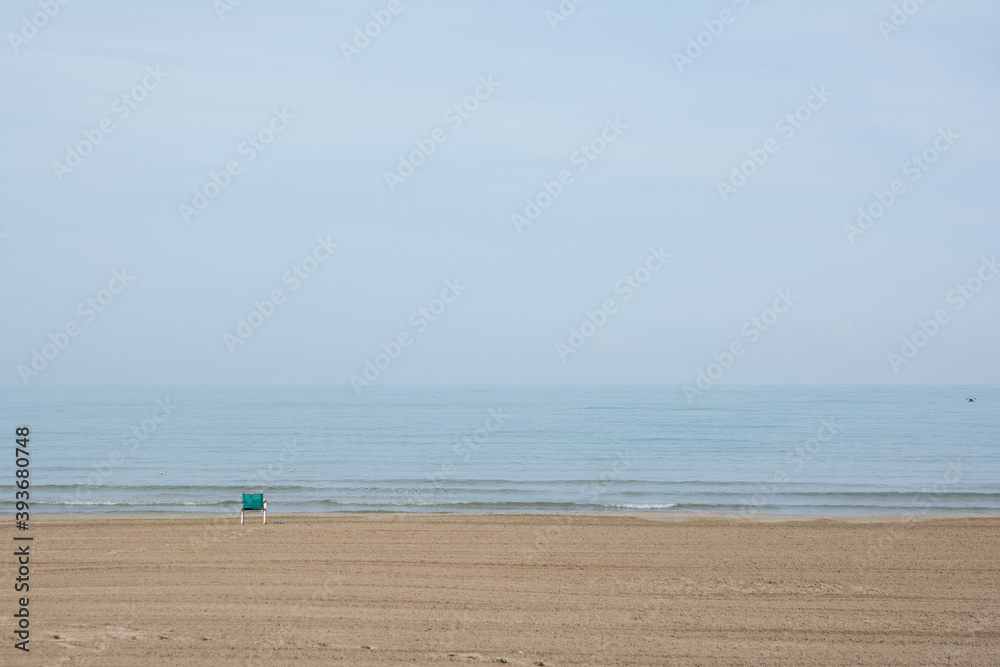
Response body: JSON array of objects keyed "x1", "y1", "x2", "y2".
[{"x1": 2, "y1": 384, "x2": 997, "y2": 515}]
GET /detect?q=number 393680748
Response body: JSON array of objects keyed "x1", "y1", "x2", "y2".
[{"x1": 15, "y1": 426, "x2": 30, "y2": 526}]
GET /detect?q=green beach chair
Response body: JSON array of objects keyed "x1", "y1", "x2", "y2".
[{"x1": 241, "y1": 492, "x2": 266, "y2": 525}]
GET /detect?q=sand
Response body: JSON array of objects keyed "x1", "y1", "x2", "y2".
[{"x1": 3, "y1": 513, "x2": 999, "y2": 666}]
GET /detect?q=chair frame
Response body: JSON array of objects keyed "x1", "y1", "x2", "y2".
[{"x1": 241, "y1": 492, "x2": 266, "y2": 525}]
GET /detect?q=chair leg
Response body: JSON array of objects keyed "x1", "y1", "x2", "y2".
[
  {"x1": 262, "y1": 509, "x2": 266, "y2": 525},
  {"x1": 241, "y1": 510, "x2": 244, "y2": 525}
]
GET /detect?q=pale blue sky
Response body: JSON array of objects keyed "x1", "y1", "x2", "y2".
[{"x1": 1, "y1": 0, "x2": 997, "y2": 386}]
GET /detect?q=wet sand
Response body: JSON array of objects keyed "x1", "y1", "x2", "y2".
[{"x1": 3, "y1": 513, "x2": 999, "y2": 665}]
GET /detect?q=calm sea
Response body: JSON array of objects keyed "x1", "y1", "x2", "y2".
[{"x1": 1, "y1": 385, "x2": 997, "y2": 515}]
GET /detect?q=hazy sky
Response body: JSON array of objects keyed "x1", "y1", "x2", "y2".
[{"x1": 1, "y1": 0, "x2": 997, "y2": 386}]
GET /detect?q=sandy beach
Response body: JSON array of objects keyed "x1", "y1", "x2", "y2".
[{"x1": 3, "y1": 513, "x2": 998, "y2": 666}]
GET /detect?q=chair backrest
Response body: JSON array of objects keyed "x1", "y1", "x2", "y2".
[{"x1": 242, "y1": 493, "x2": 264, "y2": 509}]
